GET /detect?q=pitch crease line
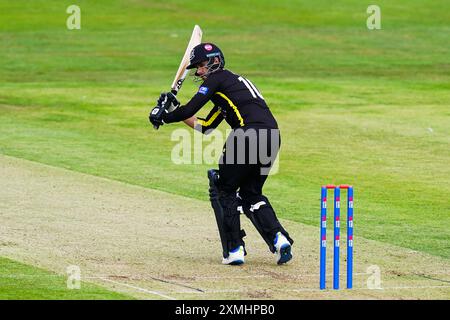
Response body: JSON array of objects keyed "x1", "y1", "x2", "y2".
[{"x1": 99, "y1": 277, "x2": 176, "y2": 300}]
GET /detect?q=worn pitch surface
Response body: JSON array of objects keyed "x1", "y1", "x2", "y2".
[{"x1": 1, "y1": 155, "x2": 449, "y2": 299}]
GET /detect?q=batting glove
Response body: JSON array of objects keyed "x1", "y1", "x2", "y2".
[{"x1": 160, "y1": 92, "x2": 180, "y2": 112}]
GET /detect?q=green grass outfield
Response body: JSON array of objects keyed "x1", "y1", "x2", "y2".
[
  {"x1": 0, "y1": 0, "x2": 449, "y2": 297},
  {"x1": 0, "y1": 257, "x2": 132, "y2": 299}
]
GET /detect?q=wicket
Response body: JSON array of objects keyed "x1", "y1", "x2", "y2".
[{"x1": 320, "y1": 184, "x2": 354, "y2": 290}]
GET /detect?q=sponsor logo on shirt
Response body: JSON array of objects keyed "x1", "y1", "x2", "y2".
[{"x1": 198, "y1": 86, "x2": 209, "y2": 95}]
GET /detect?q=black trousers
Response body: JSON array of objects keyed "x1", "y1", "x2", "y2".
[{"x1": 217, "y1": 127, "x2": 292, "y2": 251}]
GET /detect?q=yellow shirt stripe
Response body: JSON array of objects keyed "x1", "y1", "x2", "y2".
[
  {"x1": 197, "y1": 109, "x2": 221, "y2": 127},
  {"x1": 215, "y1": 92, "x2": 244, "y2": 127}
]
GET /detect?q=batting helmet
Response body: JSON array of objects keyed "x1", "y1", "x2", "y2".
[{"x1": 187, "y1": 43, "x2": 225, "y2": 70}]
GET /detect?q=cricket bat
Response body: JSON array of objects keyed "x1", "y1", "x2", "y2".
[
  {"x1": 151, "y1": 25, "x2": 202, "y2": 130},
  {"x1": 170, "y1": 24, "x2": 203, "y2": 96}
]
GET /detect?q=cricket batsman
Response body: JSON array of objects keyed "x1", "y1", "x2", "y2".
[{"x1": 149, "y1": 43, "x2": 294, "y2": 265}]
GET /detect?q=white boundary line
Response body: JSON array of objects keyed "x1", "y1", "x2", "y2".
[
  {"x1": 1, "y1": 272, "x2": 449, "y2": 280},
  {"x1": 289, "y1": 285, "x2": 450, "y2": 292},
  {"x1": 192, "y1": 272, "x2": 374, "y2": 279},
  {"x1": 184, "y1": 284, "x2": 450, "y2": 294},
  {"x1": 373, "y1": 285, "x2": 450, "y2": 290},
  {"x1": 1, "y1": 274, "x2": 449, "y2": 296},
  {"x1": 98, "y1": 277, "x2": 177, "y2": 300}
]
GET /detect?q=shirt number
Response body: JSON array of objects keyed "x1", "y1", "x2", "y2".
[{"x1": 238, "y1": 76, "x2": 265, "y2": 100}]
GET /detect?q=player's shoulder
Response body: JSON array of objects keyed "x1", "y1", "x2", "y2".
[
  {"x1": 207, "y1": 69, "x2": 240, "y2": 81},
  {"x1": 199, "y1": 70, "x2": 240, "y2": 95},
  {"x1": 221, "y1": 69, "x2": 241, "y2": 79}
]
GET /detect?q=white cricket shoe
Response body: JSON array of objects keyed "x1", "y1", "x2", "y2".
[
  {"x1": 274, "y1": 232, "x2": 292, "y2": 265},
  {"x1": 222, "y1": 246, "x2": 245, "y2": 265}
]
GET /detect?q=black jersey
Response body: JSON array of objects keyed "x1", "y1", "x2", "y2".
[{"x1": 163, "y1": 69, "x2": 278, "y2": 133}]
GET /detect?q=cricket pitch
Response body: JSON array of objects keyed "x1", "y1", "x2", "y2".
[{"x1": 0, "y1": 155, "x2": 449, "y2": 300}]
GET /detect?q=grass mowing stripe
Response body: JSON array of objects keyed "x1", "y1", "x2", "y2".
[
  {"x1": 0, "y1": 0, "x2": 448, "y2": 263},
  {"x1": 0, "y1": 257, "x2": 133, "y2": 300}
]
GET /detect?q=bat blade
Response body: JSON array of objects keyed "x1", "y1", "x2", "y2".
[{"x1": 170, "y1": 25, "x2": 203, "y2": 94}]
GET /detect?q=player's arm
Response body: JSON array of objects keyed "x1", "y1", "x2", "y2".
[
  {"x1": 194, "y1": 105, "x2": 224, "y2": 135},
  {"x1": 182, "y1": 106, "x2": 224, "y2": 135},
  {"x1": 162, "y1": 77, "x2": 219, "y2": 124},
  {"x1": 183, "y1": 116, "x2": 197, "y2": 129}
]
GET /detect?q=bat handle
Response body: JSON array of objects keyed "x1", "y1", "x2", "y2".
[{"x1": 152, "y1": 89, "x2": 177, "y2": 130}]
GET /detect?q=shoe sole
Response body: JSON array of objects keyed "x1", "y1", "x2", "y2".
[
  {"x1": 228, "y1": 259, "x2": 244, "y2": 265},
  {"x1": 277, "y1": 244, "x2": 292, "y2": 265}
]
